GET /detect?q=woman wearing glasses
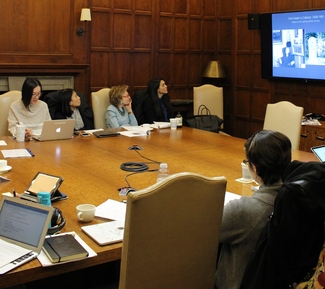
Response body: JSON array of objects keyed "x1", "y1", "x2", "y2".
[
  {"x1": 8, "y1": 78, "x2": 51, "y2": 139},
  {"x1": 53, "y1": 89, "x2": 93, "y2": 131},
  {"x1": 106, "y1": 85, "x2": 138, "y2": 128},
  {"x1": 215, "y1": 130, "x2": 292, "y2": 289}
]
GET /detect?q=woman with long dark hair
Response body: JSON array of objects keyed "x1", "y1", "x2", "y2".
[
  {"x1": 8, "y1": 78, "x2": 51, "y2": 139},
  {"x1": 54, "y1": 89, "x2": 92, "y2": 130},
  {"x1": 142, "y1": 77, "x2": 174, "y2": 124}
]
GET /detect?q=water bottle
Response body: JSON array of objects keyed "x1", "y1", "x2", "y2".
[
  {"x1": 176, "y1": 112, "x2": 183, "y2": 127},
  {"x1": 157, "y1": 163, "x2": 170, "y2": 183}
]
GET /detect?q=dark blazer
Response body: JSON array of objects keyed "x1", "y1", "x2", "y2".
[
  {"x1": 43, "y1": 90, "x2": 94, "y2": 130},
  {"x1": 142, "y1": 94, "x2": 174, "y2": 124}
]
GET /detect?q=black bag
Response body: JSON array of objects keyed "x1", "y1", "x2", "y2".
[{"x1": 186, "y1": 104, "x2": 223, "y2": 133}]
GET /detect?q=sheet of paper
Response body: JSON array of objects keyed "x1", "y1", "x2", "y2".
[
  {"x1": 224, "y1": 191, "x2": 241, "y2": 206},
  {"x1": 0, "y1": 239, "x2": 31, "y2": 268},
  {"x1": 95, "y1": 199, "x2": 127, "y2": 222},
  {"x1": 37, "y1": 232, "x2": 97, "y2": 266},
  {"x1": 84, "y1": 129, "x2": 104, "y2": 135},
  {"x1": 1, "y1": 149, "x2": 33, "y2": 158},
  {"x1": 119, "y1": 130, "x2": 149, "y2": 137},
  {"x1": 152, "y1": 122, "x2": 170, "y2": 129},
  {"x1": 0, "y1": 141, "x2": 7, "y2": 146}
]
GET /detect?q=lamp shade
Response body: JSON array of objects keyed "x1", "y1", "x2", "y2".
[
  {"x1": 80, "y1": 8, "x2": 91, "y2": 21},
  {"x1": 202, "y1": 61, "x2": 226, "y2": 78}
]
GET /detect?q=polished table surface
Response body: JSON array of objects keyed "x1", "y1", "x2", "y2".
[{"x1": 0, "y1": 127, "x2": 318, "y2": 288}]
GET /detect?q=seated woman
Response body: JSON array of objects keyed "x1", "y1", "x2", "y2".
[
  {"x1": 8, "y1": 78, "x2": 51, "y2": 139},
  {"x1": 215, "y1": 130, "x2": 292, "y2": 289},
  {"x1": 53, "y1": 89, "x2": 93, "y2": 130},
  {"x1": 142, "y1": 77, "x2": 174, "y2": 124},
  {"x1": 106, "y1": 85, "x2": 138, "y2": 128}
]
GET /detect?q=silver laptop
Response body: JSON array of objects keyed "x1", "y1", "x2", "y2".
[
  {"x1": 32, "y1": 119, "x2": 76, "y2": 141},
  {"x1": 0, "y1": 196, "x2": 53, "y2": 274}
]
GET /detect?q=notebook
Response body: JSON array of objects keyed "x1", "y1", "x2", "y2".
[
  {"x1": 32, "y1": 119, "x2": 76, "y2": 141},
  {"x1": 93, "y1": 129, "x2": 120, "y2": 138},
  {"x1": 81, "y1": 220, "x2": 124, "y2": 246},
  {"x1": 311, "y1": 145, "x2": 325, "y2": 162},
  {"x1": 0, "y1": 196, "x2": 53, "y2": 274}
]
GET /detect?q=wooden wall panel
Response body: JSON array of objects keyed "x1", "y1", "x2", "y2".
[
  {"x1": 0, "y1": 0, "x2": 71, "y2": 54},
  {"x1": 91, "y1": 52, "x2": 110, "y2": 88},
  {"x1": 189, "y1": 19, "x2": 202, "y2": 50},
  {"x1": 253, "y1": 55, "x2": 269, "y2": 89},
  {"x1": 92, "y1": 12, "x2": 111, "y2": 48},
  {"x1": 161, "y1": 0, "x2": 173, "y2": 13},
  {"x1": 204, "y1": 0, "x2": 216, "y2": 16},
  {"x1": 111, "y1": 53, "x2": 132, "y2": 85},
  {"x1": 113, "y1": 14, "x2": 132, "y2": 48},
  {"x1": 175, "y1": 18, "x2": 188, "y2": 50},
  {"x1": 235, "y1": 90, "x2": 251, "y2": 118},
  {"x1": 174, "y1": 54, "x2": 187, "y2": 84},
  {"x1": 188, "y1": 53, "x2": 202, "y2": 85},
  {"x1": 114, "y1": 0, "x2": 132, "y2": 10},
  {"x1": 159, "y1": 17, "x2": 173, "y2": 49},
  {"x1": 251, "y1": 91, "x2": 270, "y2": 120},
  {"x1": 219, "y1": 19, "x2": 232, "y2": 51},
  {"x1": 190, "y1": 0, "x2": 202, "y2": 15},
  {"x1": 133, "y1": 54, "x2": 152, "y2": 85},
  {"x1": 203, "y1": 20, "x2": 216, "y2": 51},
  {"x1": 135, "y1": 0, "x2": 152, "y2": 11},
  {"x1": 238, "y1": 0, "x2": 252, "y2": 15},
  {"x1": 219, "y1": 0, "x2": 233, "y2": 16},
  {"x1": 134, "y1": 15, "x2": 152, "y2": 49},
  {"x1": 176, "y1": 0, "x2": 187, "y2": 14},
  {"x1": 92, "y1": 0, "x2": 110, "y2": 8},
  {"x1": 158, "y1": 53, "x2": 172, "y2": 84},
  {"x1": 237, "y1": 18, "x2": 251, "y2": 51},
  {"x1": 237, "y1": 54, "x2": 252, "y2": 87}
]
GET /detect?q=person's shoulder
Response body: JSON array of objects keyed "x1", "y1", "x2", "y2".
[
  {"x1": 107, "y1": 104, "x2": 117, "y2": 111},
  {"x1": 10, "y1": 99, "x2": 22, "y2": 108}
]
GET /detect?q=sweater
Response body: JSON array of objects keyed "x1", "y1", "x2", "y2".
[
  {"x1": 106, "y1": 104, "x2": 138, "y2": 128},
  {"x1": 8, "y1": 99, "x2": 51, "y2": 136},
  {"x1": 215, "y1": 182, "x2": 282, "y2": 289}
]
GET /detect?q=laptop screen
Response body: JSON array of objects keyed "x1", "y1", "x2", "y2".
[
  {"x1": 311, "y1": 145, "x2": 325, "y2": 163},
  {"x1": 0, "y1": 199, "x2": 51, "y2": 249}
]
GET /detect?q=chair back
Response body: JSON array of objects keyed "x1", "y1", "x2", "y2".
[
  {"x1": 0, "y1": 91, "x2": 21, "y2": 136},
  {"x1": 193, "y1": 84, "x2": 224, "y2": 128},
  {"x1": 119, "y1": 172, "x2": 227, "y2": 289},
  {"x1": 263, "y1": 101, "x2": 303, "y2": 150},
  {"x1": 91, "y1": 88, "x2": 111, "y2": 129}
]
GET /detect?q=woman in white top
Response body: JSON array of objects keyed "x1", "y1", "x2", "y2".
[{"x1": 8, "y1": 78, "x2": 51, "y2": 139}]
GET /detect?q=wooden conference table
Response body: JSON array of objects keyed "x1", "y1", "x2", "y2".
[{"x1": 0, "y1": 127, "x2": 318, "y2": 288}]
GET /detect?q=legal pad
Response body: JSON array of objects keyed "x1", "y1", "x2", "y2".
[{"x1": 0, "y1": 196, "x2": 53, "y2": 274}]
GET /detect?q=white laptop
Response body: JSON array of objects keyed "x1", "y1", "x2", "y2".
[
  {"x1": 0, "y1": 196, "x2": 53, "y2": 274},
  {"x1": 311, "y1": 145, "x2": 325, "y2": 162},
  {"x1": 32, "y1": 119, "x2": 76, "y2": 141}
]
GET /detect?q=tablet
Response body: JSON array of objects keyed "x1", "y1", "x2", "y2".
[{"x1": 311, "y1": 145, "x2": 325, "y2": 162}]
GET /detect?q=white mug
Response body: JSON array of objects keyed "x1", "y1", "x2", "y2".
[
  {"x1": 76, "y1": 204, "x2": 96, "y2": 222},
  {"x1": 0, "y1": 160, "x2": 7, "y2": 170},
  {"x1": 170, "y1": 118, "x2": 177, "y2": 130},
  {"x1": 241, "y1": 163, "x2": 252, "y2": 180},
  {"x1": 141, "y1": 123, "x2": 151, "y2": 130}
]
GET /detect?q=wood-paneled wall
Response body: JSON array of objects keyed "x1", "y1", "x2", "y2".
[
  {"x1": 90, "y1": 0, "x2": 217, "y2": 102},
  {"x1": 2, "y1": 0, "x2": 325, "y2": 137}
]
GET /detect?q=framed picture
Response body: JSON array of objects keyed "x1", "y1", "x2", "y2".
[{"x1": 273, "y1": 30, "x2": 282, "y2": 44}]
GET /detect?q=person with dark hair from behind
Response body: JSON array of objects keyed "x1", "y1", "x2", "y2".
[
  {"x1": 8, "y1": 78, "x2": 51, "y2": 139},
  {"x1": 215, "y1": 130, "x2": 292, "y2": 289},
  {"x1": 142, "y1": 77, "x2": 174, "y2": 124},
  {"x1": 53, "y1": 89, "x2": 93, "y2": 131},
  {"x1": 106, "y1": 85, "x2": 138, "y2": 128}
]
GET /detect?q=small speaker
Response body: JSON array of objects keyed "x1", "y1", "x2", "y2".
[{"x1": 248, "y1": 14, "x2": 260, "y2": 30}]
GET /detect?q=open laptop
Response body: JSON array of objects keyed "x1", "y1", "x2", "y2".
[
  {"x1": 32, "y1": 119, "x2": 76, "y2": 141},
  {"x1": 311, "y1": 145, "x2": 325, "y2": 162},
  {"x1": 0, "y1": 196, "x2": 53, "y2": 274}
]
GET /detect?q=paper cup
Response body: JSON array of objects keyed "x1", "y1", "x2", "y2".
[
  {"x1": 0, "y1": 160, "x2": 7, "y2": 170},
  {"x1": 241, "y1": 163, "x2": 252, "y2": 180},
  {"x1": 170, "y1": 118, "x2": 177, "y2": 130},
  {"x1": 16, "y1": 124, "x2": 25, "y2": 142}
]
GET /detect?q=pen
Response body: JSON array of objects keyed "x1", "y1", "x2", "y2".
[
  {"x1": 12, "y1": 188, "x2": 16, "y2": 197},
  {"x1": 26, "y1": 148, "x2": 35, "y2": 157}
]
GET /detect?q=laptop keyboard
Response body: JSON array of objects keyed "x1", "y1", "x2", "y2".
[
  {"x1": 11, "y1": 252, "x2": 35, "y2": 265},
  {"x1": 20, "y1": 193, "x2": 37, "y2": 202}
]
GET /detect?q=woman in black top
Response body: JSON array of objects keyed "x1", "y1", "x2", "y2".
[{"x1": 142, "y1": 77, "x2": 174, "y2": 124}]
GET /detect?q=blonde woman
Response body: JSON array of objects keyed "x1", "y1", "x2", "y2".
[{"x1": 105, "y1": 85, "x2": 138, "y2": 128}]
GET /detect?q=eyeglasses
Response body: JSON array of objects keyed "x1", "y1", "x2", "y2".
[
  {"x1": 122, "y1": 93, "x2": 130, "y2": 98},
  {"x1": 32, "y1": 92, "x2": 42, "y2": 98},
  {"x1": 243, "y1": 159, "x2": 250, "y2": 165}
]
